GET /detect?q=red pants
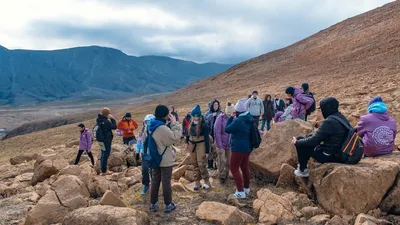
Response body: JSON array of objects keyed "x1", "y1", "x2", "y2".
[{"x1": 230, "y1": 152, "x2": 251, "y2": 192}]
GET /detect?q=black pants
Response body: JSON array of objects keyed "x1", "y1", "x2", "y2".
[
  {"x1": 296, "y1": 145, "x2": 336, "y2": 171},
  {"x1": 305, "y1": 114, "x2": 308, "y2": 121},
  {"x1": 151, "y1": 166, "x2": 173, "y2": 205},
  {"x1": 123, "y1": 136, "x2": 136, "y2": 145},
  {"x1": 252, "y1": 116, "x2": 260, "y2": 128},
  {"x1": 142, "y1": 159, "x2": 152, "y2": 186},
  {"x1": 74, "y1": 150, "x2": 95, "y2": 165}
]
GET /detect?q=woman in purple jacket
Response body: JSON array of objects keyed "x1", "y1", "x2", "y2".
[
  {"x1": 74, "y1": 123, "x2": 95, "y2": 166},
  {"x1": 356, "y1": 96, "x2": 397, "y2": 157},
  {"x1": 213, "y1": 102, "x2": 235, "y2": 183},
  {"x1": 285, "y1": 87, "x2": 314, "y2": 120}
]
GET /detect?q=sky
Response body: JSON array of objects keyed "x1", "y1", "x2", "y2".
[{"x1": 0, "y1": 0, "x2": 393, "y2": 64}]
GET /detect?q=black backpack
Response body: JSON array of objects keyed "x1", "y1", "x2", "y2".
[
  {"x1": 250, "y1": 121, "x2": 262, "y2": 150},
  {"x1": 331, "y1": 115, "x2": 364, "y2": 164},
  {"x1": 305, "y1": 92, "x2": 316, "y2": 115},
  {"x1": 93, "y1": 122, "x2": 105, "y2": 142}
]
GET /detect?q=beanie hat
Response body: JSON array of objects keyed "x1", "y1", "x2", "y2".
[
  {"x1": 225, "y1": 104, "x2": 235, "y2": 115},
  {"x1": 234, "y1": 98, "x2": 247, "y2": 113},
  {"x1": 285, "y1": 87, "x2": 295, "y2": 95},
  {"x1": 301, "y1": 83, "x2": 309, "y2": 92},
  {"x1": 154, "y1": 105, "x2": 169, "y2": 119},
  {"x1": 191, "y1": 105, "x2": 202, "y2": 117},
  {"x1": 368, "y1": 96, "x2": 383, "y2": 106},
  {"x1": 101, "y1": 107, "x2": 111, "y2": 116},
  {"x1": 368, "y1": 96, "x2": 387, "y2": 114},
  {"x1": 125, "y1": 112, "x2": 132, "y2": 118},
  {"x1": 144, "y1": 114, "x2": 155, "y2": 122}
]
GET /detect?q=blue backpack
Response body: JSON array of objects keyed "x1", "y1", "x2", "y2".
[{"x1": 143, "y1": 123, "x2": 168, "y2": 169}]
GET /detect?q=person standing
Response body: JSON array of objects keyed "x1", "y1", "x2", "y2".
[
  {"x1": 246, "y1": 90, "x2": 264, "y2": 128},
  {"x1": 182, "y1": 112, "x2": 191, "y2": 138},
  {"x1": 261, "y1": 94, "x2": 275, "y2": 131},
  {"x1": 213, "y1": 102, "x2": 234, "y2": 183},
  {"x1": 96, "y1": 107, "x2": 117, "y2": 176},
  {"x1": 170, "y1": 106, "x2": 179, "y2": 122},
  {"x1": 206, "y1": 99, "x2": 221, "y2": 169},
  {"x1": 74, "y1": 123, "x2": 95, "y2": 166},
  {"x1": 137, "y1": 114, "x2": 155, "y2": 195},
  {"x1": 285, "y1": 86, "x2": 314, "y2": 120},
  {"x1": 301, "y1": 83, "x2": 316, "y2": 121},
  {"x1": 149, "y1": 105, "x2": 182, "y2": 213},
  {"x1": 225, "y1": 98, "x2": 253, "y2": 199},
  {"x1": 186, "y1": 105, "x2": 211, "y2": 191},
  {"x1": 273, "y1": 93, "x2": 286, "y2": 113},
  {"x1": 117, "y1": 112, "x2": 139, "y2": 145}
]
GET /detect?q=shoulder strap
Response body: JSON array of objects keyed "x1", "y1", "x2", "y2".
[{"x1": 330, "y1": 115, "x2": 352, "y2": 130}]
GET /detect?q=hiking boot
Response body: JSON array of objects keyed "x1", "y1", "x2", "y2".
[
  {"x1": 141, "y1": 186, "x2": 150, "y2": 195},
  {"x1": 150, "y1": 203, "x2": 159, "y2": 212},
  {"x1": 164, "y1": 203, "x2": 176, "y2": 213},
  {"x1": 244, "y1": 188, "x2": 250, "y2": 195},
  {"x1": 234, "y1": 191, "x2": 246, "y2": 199},
  {"x1": 294, "y1": 168, "x2": 310, "y2": 178},
  {"x1": 193, "y1": 186, "x2": 200, "y2": 191},
  {"x1": 202, "y1": 184, "x2": 211, "y2": 189}
]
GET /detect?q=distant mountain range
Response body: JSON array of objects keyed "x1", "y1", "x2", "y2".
[{"x1": 0, "y1": 45, "x2": 232, "y2": 105}]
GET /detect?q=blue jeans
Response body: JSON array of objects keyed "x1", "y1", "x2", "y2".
[
  {"x1": 142, "y1": 158, "x2": 152, "y2": 186},
  {"x1": 261, "y1": 119, "x2": 271, "y2": 131},
  {"x1": 101, "y1": 141, "x2": 112, "y2": 173}
]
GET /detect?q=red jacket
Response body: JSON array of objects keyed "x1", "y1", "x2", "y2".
[{"x1": 117, "y1": 119, "x2": 138, "y2": 138}]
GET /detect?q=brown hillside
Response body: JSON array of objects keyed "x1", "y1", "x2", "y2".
[{"x1": 1, "y1": 1, "x2": 400, "y2": 163}]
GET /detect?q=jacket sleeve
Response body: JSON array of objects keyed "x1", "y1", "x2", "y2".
[
  {"x1": 225, "y1": 116, "x2": 239, "y2": 134},
  {"x1": 110, "y1": 119, "x2": 117, "y2": 130},
  {"x1": 282, "y1": 105, "x2": 292, "y2": 118},
  {"x1": 117, "y1": 120, "x2": 126, "y2": 131},
  {"x1": 295, "y1": 119, "x2": 333, "y2": 148},
  {"x1": 356, "y1": 116, "x2": 367, "y2": 138},
  {"x1": 132, "y1": 119, "x2": 139, "y2": 130},
  {"x1": 214, "y1": 116, "x2": 223, "y2": 149},
  {"x1": 270, "y1": 102, "x2": 275, "y2": 116},
  {"x1": 86, "y1": 131, "x2": 92, "y2": 150},
  {"x1": 160, "y1": 122, "x2": 182, "y2": 146},
  {"x1": 297, "y1": 94, "x2": 314, "y2": 110},
  {"x1": 246, "y1": 99, "x2": 251, "y2": 111},
  {"x1": 203, "y1": 124, "x2": 210, "y2": 154},
  {"x1": 260, "y1": 99, "x2": 265, "y2": 115}
]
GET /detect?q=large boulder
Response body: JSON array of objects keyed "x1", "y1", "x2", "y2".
[
  {"x1": 99, "y1": 190, "x2": 126, "y2": 207},
  {"x1": 380, "y1": 174, "x2": 400, "y2": 215},
  {"x1": 354, "y1": 214, "x2": 391, "y2": 225},
  {"x1": 172, "y1": 165, "x2": 188, "y2": 180},
  {"x1": 276, "y1": 163, "x2": 296, "y2": 188},
  {"x1": 87, "y1": 176, "x2": 120, "y2": 198},
  {"x1": 253, "y1": 188, "x2": 297, "y2": 224},
  {"x1": 310, "y1": 158, "x2": 399, "y2": 215},
  {"x1": 196, "y1": 201, "x2": 255, "y2": 225},
  {"x1": 10, "y1": 153, "x2": 38, "y2": 165},
  {"x1": 60, "y1": 165, "x2": 82, "y2": 176},
  {"x1": 249, "y1": 120, "x2": 313, "y2": 181},
  {"x1": 62, "y1": 205, "x2": 150, "y2": 225},
  {"x1": 31, "y1": 158, "x2": 69, "y2": 185},
  {"x1": 51, "y1": 175, "x2": 90, "y2": 210},
  {"x1": 107, "y1": 144, "x2": 129, "y2": 171}
]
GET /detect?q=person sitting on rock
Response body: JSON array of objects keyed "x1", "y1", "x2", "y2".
[
  {"x1": 74, "y1": 123, "x2": 95, "y2": 167},
  {"x1": 117, "y1": 112, "x2": 139, "y2": 145},
  {"x1": 291, "y1": 97, "x2": 350, "y2": 177},
  {"x1": 137, "y1": 114, "x2": 155, "y2": 195},
  {"x1": 274, "y1": 98, "x2": 293, "y2": 123},
  {"x1": 285, "y1": 86, "x2": 314, "y2": 120},
  {"x1": 149, "y1": 105, "x2": 182, "y2": 213},
  {"x1": 225, "y1": 98, "x2": 254, "y2": 199},
  {"x1": 186, "y1": 105, "x2": 212, "y2": 191},
  {"x1": 356, "y1": 96, "x2": 397, "y2": 157}
]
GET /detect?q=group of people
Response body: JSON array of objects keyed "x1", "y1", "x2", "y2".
[{"x1": 72, "y1": 83, "x2": 397, "y2": 214}]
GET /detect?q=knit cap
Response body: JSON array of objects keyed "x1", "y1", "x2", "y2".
[{"x1": 234, "y1": 99, "x2": 247, "y2": 113}]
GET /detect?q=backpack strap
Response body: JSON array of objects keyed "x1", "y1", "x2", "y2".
[{"x1": 330, "y1": 115, "x2": 352, "y2": 130}]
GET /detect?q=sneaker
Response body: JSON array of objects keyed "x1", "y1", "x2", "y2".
[
  {"x1": 202, "y1": 184, "x2": 211, "y2": 189},
  {"x1": 244, "y1": 188, "x2": 250, "y2": 195},
  {"x1": 234, "y1": 191, "x2": 246, "y2": 199},
  {"x1": 150, "y1": 203, "x2": 159, "y2": 212},
  {"x1": 141, "y1": 186, "x2": 150, "y2": 195},
  {"x1": 294, "y1": 168, "x2": 310, "y2": 178},
  {"x1": 164, "y1": 203, "x2": 176, "y2": 213},
  {"x1": 194, "y1": 186, "x2": 200, "y2": 191}
]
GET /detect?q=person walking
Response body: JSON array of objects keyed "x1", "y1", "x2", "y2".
[
  {"x1": 117, "y1": 112, "x2": 139, "y2": 144},
  {"x1": 213, "y1": 102, "x2": 234, "y2": 183},
  {"x1": 206, "y1": 99, "x2": 221, "y2": 169},
  {"x1": 137, "y1": 114, "x2": 155, "y2": 195},
  {"x1": 96, "y1": 107, "x2": 117, "y2": 176},
  {"x1": 74, "y1": 123, "x2": 95, "y2": 166},
  {"x1": 186, "y1": 105, "x2": 212, "y2": 191},
  {"x1": 225, "y1": 98, "x2": 253, "y2": 199},
  {"x1": 285, "y1": 86, "x2": 314, "y2": 120},
  {"x1": 246, "y1": 90, "x2": 264, "y2": 128},
  {"x1": 261, "y1": 94, "x2": 275, "y2": 131},
  {"x1": 149, "y1": 105, "x2": 182, "y2": 213}
]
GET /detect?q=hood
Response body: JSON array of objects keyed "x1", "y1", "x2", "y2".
[
  {"x1": 147, "y1": 119, "x2": 165, "y2": 132},
  {"x1": 372, "y1": 111, "x2": 391, "y2": 121},
  {"x1": 209, "y1": 99, "x2": 221, "y2": 113},
  {"x1": 320, "y1": 97, "x2": 339, "y2": 119},
  {"x1": 97, "y1": 114, "x2": 108, "y2": 122},
  {"x1": 368, "y1": 101, "x2": 387, "y2": 114},
  {"x1": 293, "y1": 87, "x2": 304, "y2": 96}
]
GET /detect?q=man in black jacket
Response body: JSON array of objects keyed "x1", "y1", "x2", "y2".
[
  {"x1": 97, "y1": 107, "x2": 117, "y2": 175},
  {"x1": 291, "y1": 97, "x2": 349, "y2": 177}
]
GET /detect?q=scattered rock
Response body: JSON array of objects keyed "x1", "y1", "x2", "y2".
[
  {"x1": 171, "y1": 182, "x2": 187, "y2": 192},
  {"x1": 31, "y1": 158, "x2": 69, "y2": 185},
  {"x1": 51, "y1": 175, "x2": 89, "y2": 210},
  {"x1": 34, "y1": 182, "x2": 50, "y2": 197},
  {"x1": 172, "y1": 165, "x2": 188, "y2": 180},
  {"x1": 99, "y1": 190, "x2": 126, "y2": 207},
  {"x1": 354, "y1": 213, "x2": 391, "y2": 225},
  {"x1": 118, "y1": 177, "x2": 140, "y2": 189},
  {"x1": 196, "y1": 201, "x2": 255, "y2": 225},
  {"x1": 15, "y1": 173, "x2": 34, "y2": 183},
  {"x1": 249, "y1": 120, "x2": 313, "y2": 181},
  {"x1": 281, "y1": 191, "x2": 314, "y2": 210},
  {"x1": 125, "y1": 167, "x2": 142, "y2": 181},
  {"x1": 300, "y1": 206, "x2": 324, "y2": 219},
  {"x1": 308, "y1": 214, "x2": 330, "y2": 224},
  {"x1": 60, "y1": 165, "x2": 82, "y2": 176},
  {"x1": 227, "y1": 194, "x2": 246, "y2": 207},
  {"x1": 10, "y1": 153, "x2": 38, "y2": 165},
  {"x1": 380, "y1": 174, "x2": 400, "y2": 215},
  {"x1": 87, "y1": 176, "x2": 120, "y2": 198},
  {"x1": 0, "y1": 192, "x2": 39, "y2": 225},
  {"x1": 66, "y1": 139, "x2": 80, "y2": 148},
  {"x1": 368, "y1": 208, "x2": 383, "y2": 218},
  {"x1": 276, "y1": 163, "x2": 296, "y2": 188},
  {"x1": 89, "y1": 200, "x2": 99, "y2": 206},
  {"x1": 253, "y1": 188, "x2": 296, "y2": 224},
  {"x1": 326, "y1": 215, "x2": 350, "y2": 225},
  {"x1": 184, "y1": 169, "x2": 196, "y2": 182},
  {"x1": 62, "y1": 205, "x2": 149, "y2": 225},
  {"x1": 178, "y1": 154, "x2": 191, "y2": 167}
]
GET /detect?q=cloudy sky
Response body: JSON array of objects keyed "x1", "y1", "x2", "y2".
[{"x1": 0, "y1": 0, "x2": 392, "y2": 64}]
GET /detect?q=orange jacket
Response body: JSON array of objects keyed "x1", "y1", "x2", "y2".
[{"x1": 117, "y1": 119, "x2": 139, "y2": 138}]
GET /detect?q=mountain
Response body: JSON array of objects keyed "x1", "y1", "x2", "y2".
[{"x1": 0, "y1": 46, "x2": 232, "y2": 105}]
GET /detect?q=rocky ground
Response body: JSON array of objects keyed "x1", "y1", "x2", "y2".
[{"x1": 1, "y1": 120, "x2": 399, "y2": 225}]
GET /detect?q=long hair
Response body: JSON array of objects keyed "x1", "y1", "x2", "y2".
[{"x1": 190, "y1": 116, "x2": 203, "y2": 137}]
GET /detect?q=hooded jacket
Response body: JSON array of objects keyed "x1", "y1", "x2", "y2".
[
  {"x1": 262, "y1": 95, "x2": 275, "y2": 121},
  {"x1": 213, "y1": 113, "x2": 230, "y2": 150},
  {"x1": 79, "y1": 128, "x2": 93, "y2": 151},
  {"x1": 117, "y1": 118, "x2": 139, "y2": 138},
  {"x1": 205, "y1": 99, "x2": 221, "y2": 138},
  {"x1": 96, "y1": 114, "x2": 117, "y2": 142},
  {"x1": 291, "y1": 88, "x2": 314, "y2": 119},
  {"x1": 225, "y1": 112, "x2": 253, "y2": 153},
  {"x1": 295, "y1": 97, "x2": 349, "y2": 156},
  {"x1": 356, "y1": 99, "x2": 397, "y2": 157},
  {"x1": 149, "y1": 119, "x2": 182, "y2": 167}
]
